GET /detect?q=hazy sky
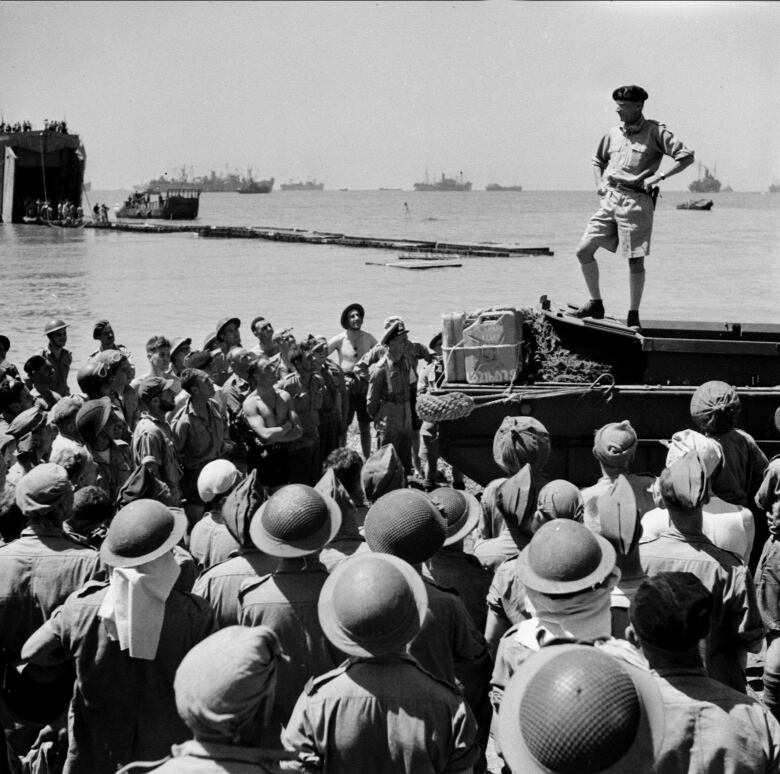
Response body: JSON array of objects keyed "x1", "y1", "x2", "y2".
[{"x1": 2, "y1": 1, "x2": 777, "y2": 191}]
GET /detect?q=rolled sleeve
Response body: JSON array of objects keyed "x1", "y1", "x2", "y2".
[{"x1": 656, "y1": 123, "x2": 694, "y2": 162}]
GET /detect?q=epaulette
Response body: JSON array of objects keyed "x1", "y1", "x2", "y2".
[
  {"x1": 304, "y1": 662, "x2": 351, "y2": 695},
  {"x1": 237, "y1": 573, "x2": 274, "y2": 600},
  {"x1": 74, "y1": 580, "x2": 109, "y2": 598}
]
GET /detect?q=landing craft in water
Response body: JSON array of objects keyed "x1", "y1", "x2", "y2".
[
  {"x1": 115, "y1": 187, "x2": 200, "y2": 220},
  {"x1": 0, "y1": 120, "x2": 86, "y2": 223},
  {"x1": 413, "y1": 171, "x2": 472, "y2": 192}
]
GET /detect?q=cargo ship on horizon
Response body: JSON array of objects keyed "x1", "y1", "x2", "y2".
[
  {"x1": 485, "y1": 183, "x2": 523, "y2": 192},
  {"x1": 280, "y1": 179, "x2": 325, "y2": 191},
  {"x1": 413, "y1": 171, "x2": 472, "y2": 192},
  {"x1": 688, "y1": 162, "x2": 721, "y2": 194}
]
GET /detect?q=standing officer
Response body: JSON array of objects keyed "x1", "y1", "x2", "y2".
[{"x1": 573, "y1": 85, "x2": 694, "y2": 329}]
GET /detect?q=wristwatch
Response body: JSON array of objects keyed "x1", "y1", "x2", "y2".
[{"x1": 659, "y1": 172, "x2": 666, "y2": 181}]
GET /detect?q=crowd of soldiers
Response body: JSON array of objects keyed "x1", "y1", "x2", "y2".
[
  {"x1": 1, "y1": 303, "x2": 780, "y2": 773},
  {"x1": 0, "y1": 120, "x2": 68, "y2": 134},
  {"x1": 24, "y1": 200, "x2": 84, "y2": 223}
]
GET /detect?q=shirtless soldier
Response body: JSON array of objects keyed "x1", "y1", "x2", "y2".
[
  {"x1": 327, "y1": 303, "x2": 377, "y2": 458},
  {"x1": 242, "y1": 356, "x2": 302, "y2": 492}
]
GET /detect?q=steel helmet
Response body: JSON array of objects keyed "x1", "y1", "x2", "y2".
[
  {"x1": 101, "y1": 498, "x2": 187, "y2": 568},
  {"x1": 318, "y1": 553, "x2": 427, "y2": 657},
  {"x1": 43, "y1": 318, "x2": 68, "y2": 336},
  {"x1": 75, "y1": 397, "x2": 113, "y2": 445},
  {"x1": 76, "y1": 361, "x2": 111, "y2": 398},
  {"x1": 364, "y1": 489, "x2": 446, "y2": 564},
  {"x1": 249, "y1": 484, "x2": 341, "y2": 558},
  {"x1": 497, "y1": 644, "x2": 664, "y2": 774},
  {"x1": 427, "y1": 486, "x2": 480, "y2": 546},
  {"x1": 517, "y1": 519, "x2": 616, "y2": 595}
]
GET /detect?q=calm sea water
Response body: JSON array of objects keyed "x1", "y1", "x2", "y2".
[{"x1": 1, "y1": 189, "x2": 778, "y2": 385}]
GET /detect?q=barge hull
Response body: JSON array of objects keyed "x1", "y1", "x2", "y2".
[{"x1": 437, "y1": 383, "x2": 780, "y2": 487}]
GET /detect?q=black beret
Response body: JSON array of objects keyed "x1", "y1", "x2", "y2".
[
  {"x1": 24, "y1": 355, "x2": 47, "y2": 376},
  {"x1": 612, "y1": 85, "x2": 648, "y2": 102}
]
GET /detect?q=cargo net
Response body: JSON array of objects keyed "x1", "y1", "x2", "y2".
[{"x1": 525, "y1": 309, "x2": 612, "y2": 383}]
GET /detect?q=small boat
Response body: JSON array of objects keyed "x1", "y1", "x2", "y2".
[
  {"x1": 677, "y1": 199, "x2": 713, "y2": 211},
  {"x1": 115, "y1": 187, "x2": 200, "y2": 220}
]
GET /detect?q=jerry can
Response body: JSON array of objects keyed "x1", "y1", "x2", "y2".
[{"x1": 462, "y1": 309, "x2": 522, "y2": 384}]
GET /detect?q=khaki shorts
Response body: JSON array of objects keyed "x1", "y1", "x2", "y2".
[{"x1": 581, "y1": 188, "x2": 653, "y2": 260}]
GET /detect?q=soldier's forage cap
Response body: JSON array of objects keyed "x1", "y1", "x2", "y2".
[
  {"x1": 612, "y1": 85, "x2": 648, "y2": 102},
  {"x1": 380, "y1": 320, "x2": 409, "y2": 347},
  {"x1": 15, "y1": 463, "x2": 73, "y2": 518},
  {"x1": 136, "y1": 376, "x2": 175, "y2": 404},
  {"x1": 662, "y1": 428, "x2": 722, "y2": 479},
  {"x1": 197, "y1": 459, "x2": 241, "y2": 504},
  {"x1": 7, "y1": 405, "x2": 47, "y2": 439}
]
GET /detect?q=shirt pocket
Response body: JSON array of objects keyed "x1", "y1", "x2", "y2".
[{"x1": 628, "y1": 141, "x2": 649, "y2": 169}]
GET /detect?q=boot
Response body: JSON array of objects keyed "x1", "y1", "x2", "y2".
[
  {"x1": 571, "y1": 299, "x2": 605, "y2": 319},
  {"x1": 626, "y1": 309, "x2": 641, "y2": 329}
]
